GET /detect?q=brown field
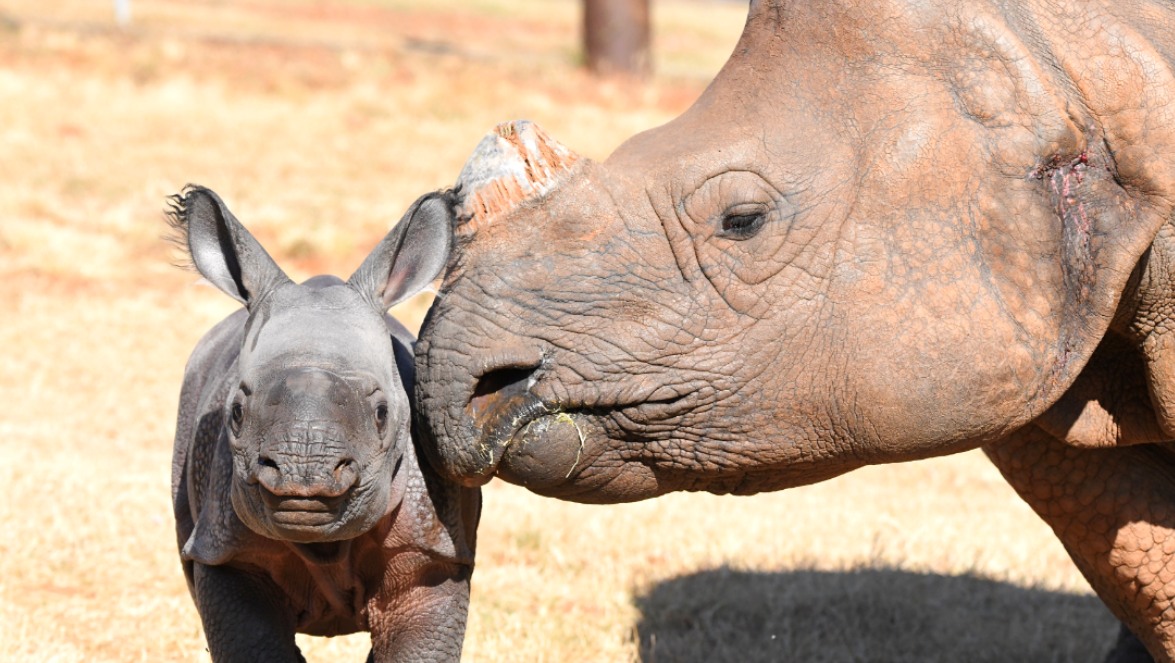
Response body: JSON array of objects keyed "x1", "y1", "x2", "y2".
[{"x1": 0, "y1": 1, "x2": 1125, "y2": 661}]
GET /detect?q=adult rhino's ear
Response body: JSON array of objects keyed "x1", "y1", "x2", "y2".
[
  {"x1": 349, "y1": 191, "x2": 455, "y2": 311},
  {"x1": 167, "y1": 185, "x2": 290, "y2": 307}
]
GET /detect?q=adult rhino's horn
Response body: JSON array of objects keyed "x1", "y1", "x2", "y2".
[{"x1": 455, "y1": 120, "x2": 581, "y2": 231}]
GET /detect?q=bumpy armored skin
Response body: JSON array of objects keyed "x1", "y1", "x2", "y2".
[
  {"x1": 171, "y1": 186, "x2": 475, "y2": 662},
  {"x1": 987, "y1": 428, "x2": 1175, "y2": 660},
  {"x1": 411, "y1": 0, "x2": 1175, "y2": 658}
]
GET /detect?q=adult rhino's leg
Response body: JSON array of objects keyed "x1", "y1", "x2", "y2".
[
  {"x1": 192, "y1": 562, "x2": 305, "y2": 663},
  {"x1": 984, "y1": 427, "x2": 1175, "y2": 661}
]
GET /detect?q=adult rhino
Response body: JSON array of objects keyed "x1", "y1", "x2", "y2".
[{"x1": 415, "y1": 0, "x2": 1175, "y2": 658}]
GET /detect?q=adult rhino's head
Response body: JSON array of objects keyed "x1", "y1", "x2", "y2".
[
  {"x1": 173, "y1": 186, "x2": 452, "y2": 541},
  {"x1": 417, "y1": 0, "x2": 1175, "y2": 502}
]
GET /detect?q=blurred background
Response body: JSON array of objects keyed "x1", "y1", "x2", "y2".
[{"x1": 0, "y1": 0, "x2": 1127, "y2": 660}]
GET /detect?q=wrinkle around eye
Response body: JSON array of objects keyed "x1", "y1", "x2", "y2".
[
  {"x1": 648, "y1": 185, "x2": 707, "y2": 287},
  {"x1": 678, "y1": 169, "x2": 785, "y2": 230}
]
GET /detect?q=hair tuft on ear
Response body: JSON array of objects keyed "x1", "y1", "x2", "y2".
[
  {"x1": 164, "y1": 184, "x2": 289, "y2": 307},
  {"x1": 163, "y1": 184, "x2": 202, "y2": 273}
]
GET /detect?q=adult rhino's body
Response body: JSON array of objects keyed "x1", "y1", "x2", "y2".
[{"x1": 414, "y1": 0, "x2": 1175, "y2": 657}]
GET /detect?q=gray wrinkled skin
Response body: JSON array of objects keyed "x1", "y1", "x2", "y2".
[{"x1": 171, "y1": 186, "x2": 478, "y2": 662}]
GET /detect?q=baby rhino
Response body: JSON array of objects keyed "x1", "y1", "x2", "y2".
[{"x1": 170, "y1": 186, "x2": 477, "y2": 663}]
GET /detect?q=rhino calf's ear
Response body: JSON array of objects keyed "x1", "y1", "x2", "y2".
[
  {"x1": 350, "y1": 191, "x2": 455, "y2": 310},
  {"x1": 168, "y1": 186, "x2": 290, "y2": 306}
]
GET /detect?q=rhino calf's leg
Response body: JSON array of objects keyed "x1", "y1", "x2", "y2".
[
  {"x1": 367, "y1": 554, "x2": 472, "y2": 663},
  {"x1": 192, "y1": 562, "x2": 306, "y2": 663},
  {"x1": 985, "y1": 427, "x2": 1175, "y2": 662}
]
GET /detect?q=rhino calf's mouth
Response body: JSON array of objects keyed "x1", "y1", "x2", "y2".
[{"x1": 264, "y1": 494, "x2": 349, "y2": 527}]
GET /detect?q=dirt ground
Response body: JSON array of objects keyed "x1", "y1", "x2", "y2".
[{"x1": 0, "y1": 0, "x2": 1125, "y2": 661}]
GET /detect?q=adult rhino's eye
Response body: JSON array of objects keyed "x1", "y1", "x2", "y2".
[
  {"x1": 719, "y1": 206, "x2": 768, "y2": 239},
  {"x1": 230, "y1": 402, "x2": 244, "y2": 435},
  {"x1": 375, "y1": 402, "x2": 389, "y2": 434}
]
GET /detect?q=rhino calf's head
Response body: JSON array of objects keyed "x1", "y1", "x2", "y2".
[{"x1": 172, "y1": 186, "x2": 453, "y2": 543}]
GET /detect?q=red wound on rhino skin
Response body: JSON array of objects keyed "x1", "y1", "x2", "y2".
[{"x1": 455, "y1": 120, "x2": 581, "y2": 232}]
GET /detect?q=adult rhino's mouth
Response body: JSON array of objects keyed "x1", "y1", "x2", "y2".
[
  {"x1": 464, "y1": 363, "x2": 696, "y2": 491},
  {"x1": 465, "y1": 363, "x2": 559, "y2": 486},
  {"x1": 469, "y1": 364, "x2": 550, "y2": 451}
]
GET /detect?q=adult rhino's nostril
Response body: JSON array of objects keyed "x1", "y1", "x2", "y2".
[
  {"x1": 470, "y1": 365, "x2": 539, "y2": 422},
  {"x1": 473, "y1": 366, "x2": 537, "y2": 399}
]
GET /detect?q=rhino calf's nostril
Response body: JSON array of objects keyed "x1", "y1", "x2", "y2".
[{"x1": 333, "y1": 459, "x2": 355, "y2": 481}]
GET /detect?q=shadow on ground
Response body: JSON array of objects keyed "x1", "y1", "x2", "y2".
[{"x1": 634, "y1": 568, "x2": 1121, "y2": 663}]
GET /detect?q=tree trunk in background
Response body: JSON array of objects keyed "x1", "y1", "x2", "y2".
[{"x1": 583, "y1": 0, "x2": 650, "y2": 77}]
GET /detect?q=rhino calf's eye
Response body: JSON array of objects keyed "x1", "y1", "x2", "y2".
[
  {"x1": 376, "y1": 403, "x2": 389, "y2": 434},
  {"x1": 230, "y1": 402, "x2": 244, "y2": 435}
]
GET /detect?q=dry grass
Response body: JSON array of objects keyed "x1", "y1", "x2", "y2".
[{"x1": 0, "y1": 1, "x2": 1122, "y2": 661}]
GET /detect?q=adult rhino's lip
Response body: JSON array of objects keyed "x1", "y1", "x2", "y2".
[
  {"x1": 459, "y1": 363, "x2": 699, "y2": 488},
  {"x1": 465, "y1": 365, "x2": 606, "y2": 490},
  {"x1": 466, "y1": 393, "x2": 592, "y2": 491},
  {"x1": 462, "y1": 367, "x2": 550, "y2": 485}
]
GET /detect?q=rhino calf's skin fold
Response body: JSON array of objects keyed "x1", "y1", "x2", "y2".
[{"x1": 170, "y1": 186, "x2": 478, "y2": 663}]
